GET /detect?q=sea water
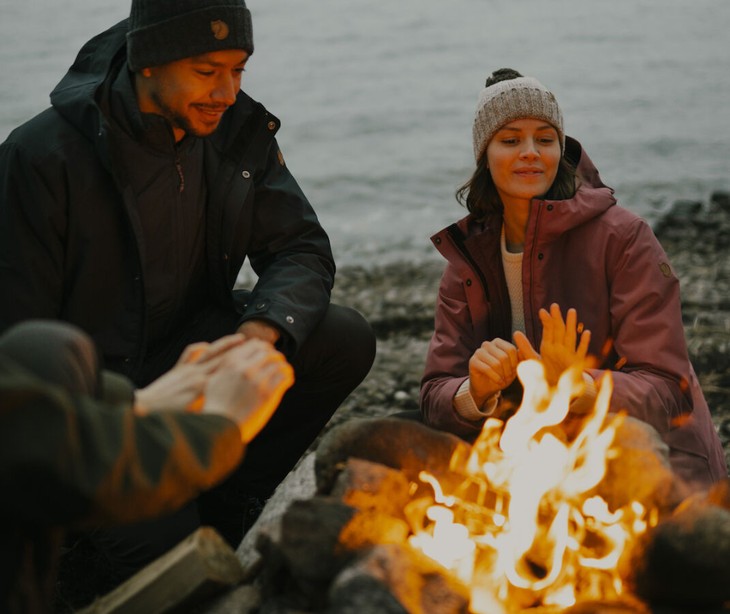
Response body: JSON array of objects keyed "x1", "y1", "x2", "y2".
[{"x1": 1, "y1": 0, "x2": 728, "y2": 265}]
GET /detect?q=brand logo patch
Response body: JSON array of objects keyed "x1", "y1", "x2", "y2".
[{"x1": 211, "y1": 20, "x2": 230, "y2": 40}]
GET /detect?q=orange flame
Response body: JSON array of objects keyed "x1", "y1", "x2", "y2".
[{"x1": 408, "y1": 360, "x2": 656, "y2": 611}]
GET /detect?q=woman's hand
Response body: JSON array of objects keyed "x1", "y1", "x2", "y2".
[
  {"x1": 514, "y1": 303, "x2": 591, "y2": 386},
  {"x1": 468, "y1": 338, "x2": 519, "y2": 407}
]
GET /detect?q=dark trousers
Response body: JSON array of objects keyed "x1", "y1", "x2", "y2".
[{"x1": 92, "y1": 298, "x2": 376, "y2": 577}]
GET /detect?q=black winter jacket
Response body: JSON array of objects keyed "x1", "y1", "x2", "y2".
[{"x1": 0, "y1": 20, "x2": 335, "y2": 376}]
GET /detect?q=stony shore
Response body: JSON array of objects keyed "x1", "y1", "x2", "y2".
[{"x1": 327, "y1": 191, "x2": 730, "y2": 473}]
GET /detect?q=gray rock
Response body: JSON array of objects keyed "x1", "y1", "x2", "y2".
[
  {"x1": 314, "y1": 417, "x2": 472, "y2": 495},
  {"x1": 628, "y1": 502, "x2": 730, "y2": 609}
]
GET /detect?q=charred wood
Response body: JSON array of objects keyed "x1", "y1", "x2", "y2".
[{"x1": 327, "y1": 543, "x2": 469, "y2": 614}]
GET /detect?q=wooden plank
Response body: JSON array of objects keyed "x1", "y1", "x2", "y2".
[{"x1": 80, "y1": 527, "x2": 244, "y2": 614}]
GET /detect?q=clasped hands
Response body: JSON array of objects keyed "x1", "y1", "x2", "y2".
[
  {"x1": 134, "y1": 320, "x2": 293, "y2": 443},
  {"x1": 468, "y1": 303, "x2": 591, "y2": 409}
]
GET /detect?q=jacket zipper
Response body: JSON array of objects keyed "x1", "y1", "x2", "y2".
[
  {"x1": 525, "y1": 200, "x2": 544, "y2": 337},
  {"x1": 175, "y1": 157, "x2": 185, "y2": 193}
]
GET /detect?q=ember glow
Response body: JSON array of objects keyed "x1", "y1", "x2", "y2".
[{"x1": 408, "y1": 360, "x2": 657, "y2": 612}]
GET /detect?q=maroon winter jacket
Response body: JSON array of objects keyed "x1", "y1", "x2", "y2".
[{"x1": 420, "y1": 137, "x2": 727, "y2": 489}]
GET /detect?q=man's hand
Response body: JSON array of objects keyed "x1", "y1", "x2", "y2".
[
  {"x1": 237, "y1": 319, "x2": 281, "y2": 345},
  {"x1": 514, "y1": 303, "x2": 591, "y2": 386},
  {"x1": 202, "y1": 339, "x2": 294, "y2": 443},
  {"x1": 134, "y1": 334, "x2": 247, "y2": 414},
  {"x1": 468, "y1": 338, "x2": 519, "y2": 407}
]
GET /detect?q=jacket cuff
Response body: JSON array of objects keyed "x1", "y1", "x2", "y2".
[
  {"x1": 453, "y1": 378, "x2": 501, "y2": 421},
  {"x1": 568, "y1": 372, "x2": 598, "y2": 415}
]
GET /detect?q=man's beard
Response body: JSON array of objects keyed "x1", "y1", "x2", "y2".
[
  {"x1": 169, "y1": 107, "x2": 220, "y2": 139},
  {"x1": 150, "y1": 92, "x2": 219, "y2": 139}
]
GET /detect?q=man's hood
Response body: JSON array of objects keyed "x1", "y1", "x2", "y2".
[
  {"x1": 48, "y1": 18, "x2": 260, "y2": 156},
  {"x1": 49, "y1": 19, "x2": 129, "y2": 143}
]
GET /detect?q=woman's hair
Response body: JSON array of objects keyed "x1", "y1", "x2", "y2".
[
  {"x1": 459, "y1": 68, "x2": 576, "y2": 218},
  {"x1": 456, "y1": 154, "x2": 577, "y2": 218}
]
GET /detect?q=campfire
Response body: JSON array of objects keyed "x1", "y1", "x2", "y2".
[
  {"x1": 406, "y1": 361, "x2": 653, "y2": 612},
  {"x1": 224, "y1": 360, "x2": 730, "y2": 614}
]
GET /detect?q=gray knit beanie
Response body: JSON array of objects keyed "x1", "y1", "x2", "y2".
[
  {"x1": 472, "y1": 68, "x2": 564, "y2": 161},
  {"x1": 127, "y1": 0, "x2": 254, "y2": 72}
]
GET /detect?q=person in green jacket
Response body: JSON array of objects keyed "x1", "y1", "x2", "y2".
[{"x1": 0, "y1": 320, "x2": 293, "y2": 614}]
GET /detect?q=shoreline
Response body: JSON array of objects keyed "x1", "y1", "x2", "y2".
[{"x1": 329, "y1": 190, "x2": 730, "y2": 472}]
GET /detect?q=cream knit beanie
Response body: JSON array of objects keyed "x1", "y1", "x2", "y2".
[{"x1": 472, "y1": 69, "x2": 565, "y2": 161}]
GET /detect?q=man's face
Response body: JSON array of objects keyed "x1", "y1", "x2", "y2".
[{"x1": 137, "y1": 49, "x2": 249, "y2": 142}]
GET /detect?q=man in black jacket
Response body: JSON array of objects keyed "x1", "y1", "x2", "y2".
[{"x1": 0, "y1": 0, "x2": 375, "y2": 575}]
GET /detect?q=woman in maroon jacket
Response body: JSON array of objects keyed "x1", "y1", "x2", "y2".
[{"x1": 420, "y1": 68, "x2": 726, "y2": 489}]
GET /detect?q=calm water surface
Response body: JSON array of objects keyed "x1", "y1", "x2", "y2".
[{"x1": 1, "y1": 0, "x2": 728, "y2": 265}]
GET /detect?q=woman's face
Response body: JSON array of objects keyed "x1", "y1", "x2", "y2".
[{"x1": 486, "y1": 118, "x2": 562, "y2": 211}]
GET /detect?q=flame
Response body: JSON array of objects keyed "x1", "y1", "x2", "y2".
[{"x1": 408, "y1": 360, "x2": 656, "y2": 611}]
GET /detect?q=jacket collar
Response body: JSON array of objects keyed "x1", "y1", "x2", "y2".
[{"x1": 105, "y1": 60, "x2": 179, "y2": 151}]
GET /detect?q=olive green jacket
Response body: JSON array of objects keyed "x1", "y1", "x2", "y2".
[{"x1": 0, "y1": 355, "x2": 244, "y2": 613}]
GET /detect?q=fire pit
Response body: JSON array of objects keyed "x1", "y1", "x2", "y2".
[{"x1": 207, "y1": 360, "x2": 730, "y2": 614}]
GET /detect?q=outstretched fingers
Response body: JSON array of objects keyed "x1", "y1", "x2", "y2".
[
  {"x1": 513, "y1": 330, "x2": 539, "y2": 362},
  {"x1": 563, "y1": 306, "x2": 578, "y2": 351},
  {"x1": 576, "y1": 328, "x2": 591, "y2": 362},
  {"x1": 536, "y1": 304, "x2": 594, "y2": 385}
]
